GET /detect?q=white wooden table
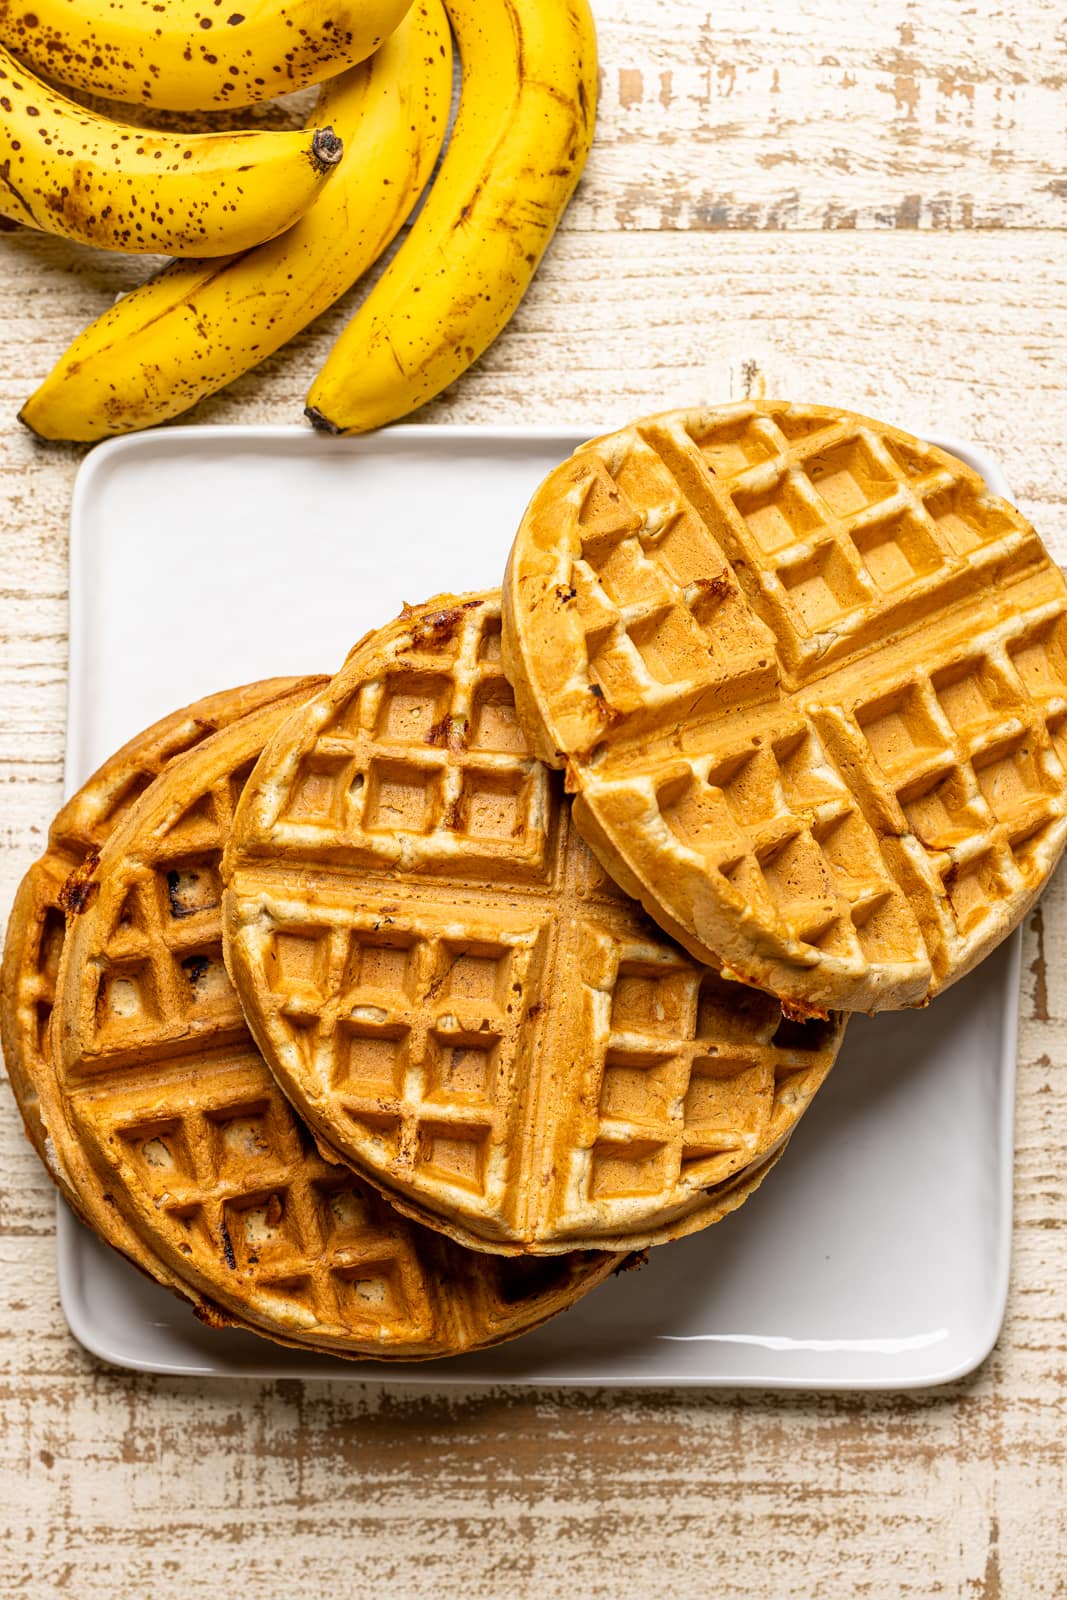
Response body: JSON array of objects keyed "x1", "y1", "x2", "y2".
[{"x1": 1, "y1": 3, "x2": 1065, "y2": 1594}]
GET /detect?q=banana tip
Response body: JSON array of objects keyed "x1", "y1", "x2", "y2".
[
  {"x1": 305, "y1": 404, "x2": 343, "y2": 436},
  {"x1": 17, "y1": 405, "x2": 45, "y2": 442},
  {"x1": 311, "y1": 127, "x2": 344, "y2": 174}
]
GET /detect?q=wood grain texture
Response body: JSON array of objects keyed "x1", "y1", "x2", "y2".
[
  {"x1": 1, "y1": 1, "x2": 1066, "y2": 1595},
  {"x1": 584, "y1": 0, "x2": 1067, "y2": 233}
]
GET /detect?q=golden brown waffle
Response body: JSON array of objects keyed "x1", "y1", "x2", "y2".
[
  {"x1": 1, "y1": 679, "x2": 299, "y2": 1203},
  {"x1": 49, "y1": 685, "x2": 621, "y2": 1359},
  {"x1": 502, "y1": 402, "x2": 1067, "y2": 1013},
  {"x1": 223, "y1": 593, "x2": 842, "y2": 1254}
]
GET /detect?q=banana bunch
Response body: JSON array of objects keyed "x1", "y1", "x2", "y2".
[
  {"x1": 16, "y1": 0, "x2": 598, "y2": 442},
  {"x1": 0, "y1": 43, "x2": 343, "y2": 256},
  {"x1": 307, "y1": 0, "x2": 597, "y2": 435},
  {"x1": 0, "y1": 0, "x2": 415, "y2": 111},
  {"x1": 22, "y1": 3, "x2": 451, "y2": 439}
]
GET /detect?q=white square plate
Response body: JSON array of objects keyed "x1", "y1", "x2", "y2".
[{"x1": 59, "y1": 423, "x2": 1017, "y2": 1387}]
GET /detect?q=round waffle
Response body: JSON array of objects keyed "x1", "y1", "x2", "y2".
[
  {"x1": 44, "y1": 685, "x2": 621, "y2": 1359},
  {"x1": 502, "y1": 402, "x2": 1067, "y2": 1013},
  {"x1": 223, "y1": 593, "x2": 842, "y2": 1255}
]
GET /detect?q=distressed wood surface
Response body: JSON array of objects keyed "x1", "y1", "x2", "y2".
[{"x1": 1, "y1": 2, "x2": 1067, "y2": 1596}]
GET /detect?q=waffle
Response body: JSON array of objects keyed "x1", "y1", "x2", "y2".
[
  {"x1": 1, "y1": 678, "x2": 299, "y2": 1202},
  {"x1": 223, "y1": 593, "x2": 842, "y2": 1254},
  {"x1": 46, "y1": 685, "x2": 621, "y2": 1359},
  {"x1": 502, "y1": 402, "x2": 1067, "y2": 1013}
]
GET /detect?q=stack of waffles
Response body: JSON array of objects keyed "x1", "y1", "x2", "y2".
[{"x1": 6, "y1": 400, "x2": 1066, "y2": 1362}]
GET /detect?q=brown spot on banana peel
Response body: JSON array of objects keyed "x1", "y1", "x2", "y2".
[
  {"x1": 0, "y1": 157, "x2": 37, "y2": 225},
  {"x1": 453, "y1": 181, "x2": 483, "y2": 226}
]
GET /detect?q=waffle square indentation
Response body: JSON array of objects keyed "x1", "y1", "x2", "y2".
[
  {"x1": 709, "y1": 748, "x2": 783, "y2": 827},
  {"x1": 363, "y1": 758, "x2": 442, "y2": 835},
  {"x1": 346, "y1": 934, "x2": 415, "y2": 1002},
  {"x1": 657, "y1": 767, "x2": 744, "y2": 870},
  {"x1": 933, "y1": 661, "x2": 1009, "y2": 743},
  {"x1": 454, "y1": 768, "x2": 530, "y2": 842},
  {"x1": 374, "y1": 671, "x2": 453, "y2": 744},
  {"x1": 207, "y1": 1101, "x2": 280, "y2": 1181},
  {"x1": 851, "y1": 508, "x2": 944, "y2": 593},
  {"x1": 804, "y1": 434, "x2": 898, "y2": 517},
  {"x1": 924, "y1": 481, "x2": 1017, "y2": 556},
  {"x1": 610, "y1": 961, "x2": 696, "y2": 1039},
  {"x1": 333, "y1": 1022, "x2": 407, "y2": 1095},
  {"x1": 282, "y1": 753, "x2": 352, "y2": 827},
  {"x1": 315, "y1": 1180, "x2": 375, "y2": 1243},
  {"x1": 856, "y1": 685, "x2": 949, "y2": 783},
  {"x1": 973, "y1": 738, "x2": 1055, "y2": 845},
  {"x1": 426, "y1": 1033, "x2": 497, "y2": 1102},
  {"x1": 267, "y1": 927, "x2": 331, "y2": 1004},
  {"x1": 774, "y1": 728, "x2": 851, "y2": 809},
  {"x1": 623, "y1": 601, "x2": 711, "y2": 686},
  {"x1": 440, "y1": 945, "x2": 511, "y2": 1005},
  {"x1": 759, "y1": 830, "x2": 841, "y2": 947},
  {"x1": 469, "y1": 678, "x2": 526, "y2": 753},
  {"x1": 166, "y1": 858, "x2": 221, "y2": 920},
  {"x1": 778, "y1": 544, "x2": 866, "y2": 631},
  {"x1": 682, "y1": 1054, "x2": 768, "y2": 1157},
  {"x1": 732, "y1": 471, "x2": 826, "y2": 555},
  {"x1": 901, "y1": 770, "x2": 983, "y2": 853},
  {"x1": 479, "y1": 615, "x2": 504, "y2": 662},
  {"x1": 333, "y1": 1259, "x2": 410, "y2": 1322},
  {"x1": 589, "y1": 1139, "x2": 670, "y2": 1199},
  {"x1": 1008, "y1": 617, "x2": 1067, "y2": 704},
  {"x1": 225, "y1": 1188, "x2": 301, "y2": 1269},
  {"x1": 598, "y1": 1048, "x2": 676, "y2": 1127},
  {"x1": 580, "y1": 531, "x2": 670, "y2": 613},
  {"x1": 695, "y1": 969, "x2": 781, "y2": 1046},
  {"x1": 684, "y1": 413, "x2": 778, "y2": 477},
  {"x1": 118, "y1": 1115, "x2": 196, "y2": 1194},
  {"x1": 416, "y1": 1120, "x2": 491, "y2": 1195},
  {"x1": 942, "y1": 851, "x2": 1010, "y2": 937},
  {"x1": 342, "y1": 1108, "x2": 401, "y2": 1161},
  {"x1": 94, "y1": 960, "x2": 160, "y2": 1041},
  {"x1": 177, "y1": 946, "x2": 233, "y2": 1010}
]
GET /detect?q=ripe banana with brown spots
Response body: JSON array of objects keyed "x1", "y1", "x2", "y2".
[
  {"x1": 305, "y1": 0, "x2": 597, "y2": 436},
  {"x1": 19, "y1": 1, "x2": 451, "y2": 442},
  {"x1": 0, "y1": 43, "x2": 343, "y2": 255},
  {"x1": 0, "y1": 0, "x2": 414, "y2": 112}
]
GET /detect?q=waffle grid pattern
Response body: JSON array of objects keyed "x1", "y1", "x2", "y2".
[
  {"x1": 264, "y1": 915, "x2": 540, "y2": 1204},
  {"x1": 505, "y1": 403, "x2": 1067, "y2": 1008},
  {"x1": 73, "y1": 773, "x2": 247, "y2": 1070},
  {"x1": 674, "y1": 407, "x2": 1032, "y2": 675},
  {"x1": 52, "y1": 694, "x2": 620, "y2": 1353},
  {"x1": 276, "y1": 602, "x2": 550, "y2": 880},
  {"x1": 655, "y1": 721, "x2": 918, "y2": 970},
  {"x1": 77, "y1": 1057, "x2": 436, "y2": 1339},
  {"x1": 587, "y1": 944, "x2": 834, "y2": 1203},
  {"x1": 848, "y1": 616, "x2": 1067, "y2": 942},
  {"x1": 226, "y1": 595, "x2": 842, "y2": 1251},
  {"x1": 1, "y1": 682, "x2": 300, "y2": 1181}
]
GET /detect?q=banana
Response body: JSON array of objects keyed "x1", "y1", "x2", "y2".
[
  {"x1": 305, "y1": 0, "x2": 597, "y2": 436},
  {"x1": 0, "y1": 0, "x2": 414, "y2": 112},
  {"x1": 0, "y1": 44, "x2": 343, "y2": 256},
  {"x1": 19, "y1": 2, "x2": 451, "y2": 442}
]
